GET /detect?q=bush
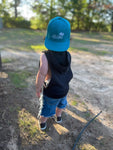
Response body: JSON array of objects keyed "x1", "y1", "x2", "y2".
[
  {"x1": 3, "y1": 17, "x2": 31, "y2": 29},
  {"x1": 30, "y1": 17, "x2": 47, "y2": 30},
  {"x1": 91, "y1": 22, "x2": 108, "y2": 32}
]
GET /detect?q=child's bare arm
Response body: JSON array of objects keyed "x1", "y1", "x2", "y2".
[{"x1": 36, "y1": 53, "x2": 48, "y2": 98}]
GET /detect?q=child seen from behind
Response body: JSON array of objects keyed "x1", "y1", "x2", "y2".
[{"x1": 36, "y1": 16, "x2": 73, "y2": 130}]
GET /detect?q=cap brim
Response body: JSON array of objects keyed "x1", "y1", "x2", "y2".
[{"x1": 45, "y1": 37, "x2": 70, "y2": 52}]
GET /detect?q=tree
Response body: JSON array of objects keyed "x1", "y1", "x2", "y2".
[
  {"x1": 104, "y1": 4, "x2": 113, "y2": 32},
  {"x1": 86, "y1": 0, "x2": 112, "y2": 32},
  {"x1": 0, "y1": 53, "x2": 2, "y2": 71},
  {"x1": 33, "y1": 0, "x2": 57, "y2": 25},
  {"x1": 14, "y1": 0, "x2": 20, "y2": 18},
  {"x1": 0, "y1": 0, "x2": 10, "y2": 18},
  {"x1": 57, "y1": 0, "x2": 70, "y2": 18},
  {"x1": 69, "y1": 0, "x2": 87, "y2": 30},
  {"x1": 9, "y1": 0, "x2": 21, "y2": 18},
  {"x1": 84, "y1": 0, "x2": 94, "y2": 31}
]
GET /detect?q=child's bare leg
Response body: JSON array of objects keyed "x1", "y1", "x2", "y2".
[
  {"x1": 40, "y1": 116, "x2": 48, "y2": 123},
  {"x1": 56, "y1": 107, "x2": 63, "y2": 117}
]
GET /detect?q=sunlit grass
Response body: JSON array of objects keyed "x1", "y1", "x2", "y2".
[
  {"x1": 18, "y1": 108, "x2": 46, "y2": 145},
  {"x1": 71, "y1": 100, "x2": 78, "y2": 106},
  {"x1": 79, "y1": 143, "x2": 98, "y2": 150},
  {"x1": 31, "y1": 44, "x2": 47, "y2": 52}
]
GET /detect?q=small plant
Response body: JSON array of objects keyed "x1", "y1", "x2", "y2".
[
  {"x1": 84, "y1": 112, "x2": 91, "y2": 119},
  {"x1": 81, "y1": 102, "x2": 85, "y2": 105}
]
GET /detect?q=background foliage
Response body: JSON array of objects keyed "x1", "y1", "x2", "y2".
[{"x1": 0, "y1": 0, "x2": 113, "y2": 32}]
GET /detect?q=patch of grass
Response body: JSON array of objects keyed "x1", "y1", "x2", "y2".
[
  {"x1": 1, "y1": 29, "x2": 113, "y2": 55},
  {"x1": 93, "y1": 50, "x2": 110, "y2": 56},
  {"x1": 31, "y1": 44, "x2": 47, "y2": 52},
  {"x1": 9, "y1": 105, "x2": 21, "y2": 113},
  {"x1": 2, "y1": 58, "x2": 15, "y2": 63},
  {"x1": 84, "y1": 111, "x2": 91, "y2": 119},
  {"x1": 18, "y1": 108, "x2": 46, "y2": 144},
  {"x1": 72, "y1": 32, "x2": 113, "y2": 41},
  {"x1": 0, "y1": 28, "x2": 45, "y2": 51},
  {"x1": 8, "y1": 71, "x2": 32, "y2": 88},
  {"x1": 71, "y1": 100, "x2": 78, "y2": 106},
  {"x1": 79, "y1": 47, "x2": 89, "y2": 51},
  {"x1": 70, "y1": 32, "x2": 113, "y2": 56},
  {"x1": 74, "y1": 94, "x2": 80, "y2": 98},
  {"x1": 104, "y1": 59, "x2": 112, "y2": 62},
  {"x1": 79, "y1": 143, "x2": 97, "y2": 150},
  {"x1": 70, "y1": 46, "x2": 111, "y2": 56},
  {"x1": 102, "y1": 34, "x2": 113, "y2": 41},
  {"x1": 73, "y1": 37, "x2": 102, "y2": 44},
  {"x1": 81, "y1": 102, "x2": 85, "y2": 105}
]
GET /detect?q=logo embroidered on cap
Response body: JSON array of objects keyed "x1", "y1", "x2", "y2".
[{"x1": 52, "y1": 32, "x2": 64, "y2": 40}]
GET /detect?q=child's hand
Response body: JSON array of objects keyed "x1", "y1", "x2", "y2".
[
  {"x1": 36, "y1": 88, "x2": 42, "y2": 98},
  {"x1": 36, "y1": 91, "x2": 41, "y2": 98},
  {"x1": 36, "y1": 93, "x2": 40, "y2": 98}
]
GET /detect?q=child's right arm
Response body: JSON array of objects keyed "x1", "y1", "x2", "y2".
[{"x1": 36, "y1": 53, "x2": 48, "y2": 98}]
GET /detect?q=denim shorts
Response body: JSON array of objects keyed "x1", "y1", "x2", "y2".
[{"x1": 40, "y1": 95, "x2": 67, "y2": 117}]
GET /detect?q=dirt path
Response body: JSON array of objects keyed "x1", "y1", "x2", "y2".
[
  {"x1": 70, "y1": 52, "x2": 113, "y2": 132},
  {"x1": 0, "y1": 48, "x2": 113, "y2": 150}
]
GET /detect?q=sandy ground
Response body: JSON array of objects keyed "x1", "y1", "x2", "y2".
[
  {"x1": 0, "y1": 48, "x2": 113, "y2": 150},
  {"x1": 70, "y1": 52, "x2": 113, "y2": 132}
]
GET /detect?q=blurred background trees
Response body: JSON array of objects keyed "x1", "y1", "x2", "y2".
[{"x1": 0, "y1": 0, "x2": 113, "y2": 32}]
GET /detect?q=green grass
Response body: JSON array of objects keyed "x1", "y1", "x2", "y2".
[
  {"x1": 70, "y1": 32, "x2": 113, "y2": 55},
  {"x1": 71, "y1": 32, "x2": 113, "y2": 41},
  {"x1": 0, "y1": 28, "x2": 45, "y2": 51},
  {"x1": 84, "y1": 111, "x2": 91, "y2": 119},
  {"x1": 18, "y1": 108, "x2": 46, "y2": 144},
  {"x1": 31, "y1": 44, "x2": 47, "y2": 52},
  {"x1": 71, "y1": 100, "x2": 78, "y2": 106},
  {"x1": 1, "y1": 28, "x2": 113, "y2": 55},
  {"x1": 8, "y1": 71, "x2": 32, "y2": 88},
  {"x1": 2, "y1": 58, "x2": 15, "y2": 63},
  {"x1": 69, "y1": 46, "x2": 111, "y2": 55}
]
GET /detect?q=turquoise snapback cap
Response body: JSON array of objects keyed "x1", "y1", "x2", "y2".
[{"x1": 45, "y1": 16, "x2": 70, "y2": 52}]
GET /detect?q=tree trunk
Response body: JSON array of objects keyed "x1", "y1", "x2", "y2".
[
  {"x1": 77, "y1": 16, "x2": 80, "y2": 30},
  {"x1": 50, "y1": 0, "x2": 53, "y2": 20},
  {"x1": 14, "y1": 0, "x2": 17, "y2": 18},
  {"x1": 111, "y1": 12, "x2": 113, "y2": 32},
  {"x1": 111, "y1": 23, "x2": 113, "y2": 32},
  {"x1": 0, "y1": 53, "x2": 2, "y2": 71}
]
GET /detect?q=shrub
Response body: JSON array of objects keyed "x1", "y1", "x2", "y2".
[{"x1": 3, "y1": 17, "x2": 31, "y2": 29}]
